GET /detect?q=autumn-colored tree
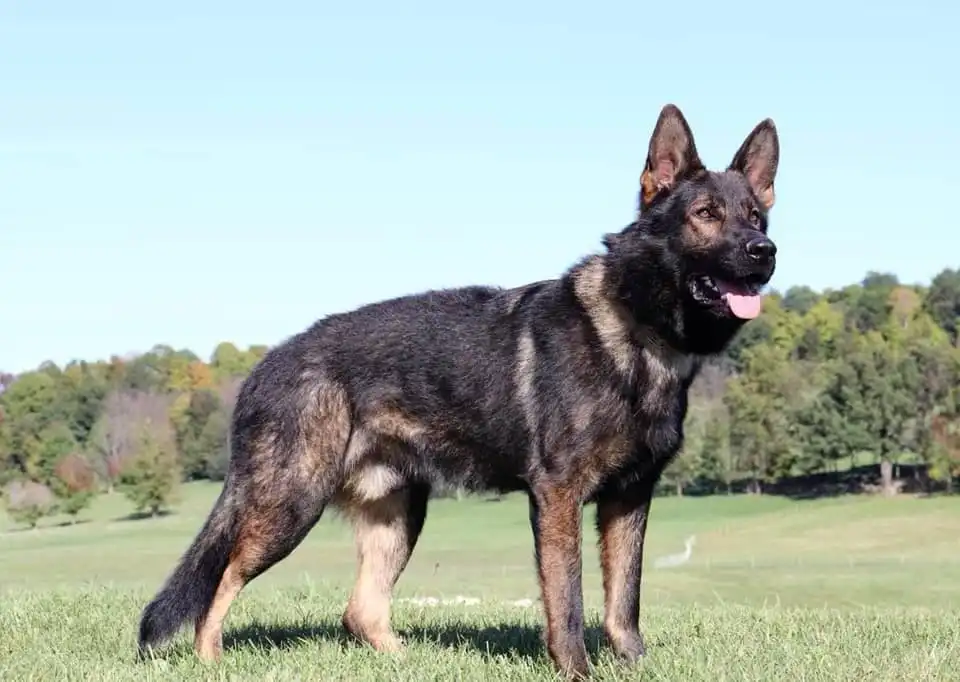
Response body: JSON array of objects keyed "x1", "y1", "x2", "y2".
[
  {"x1": 52, "y1": 452, "x2": 98, "y2": 522},
  {"x1": 88, "y1": 390, "x2": 174, "y2": 491},
  {"x1": 929, "y1": 412, "x2": 960, "y2": 492}
]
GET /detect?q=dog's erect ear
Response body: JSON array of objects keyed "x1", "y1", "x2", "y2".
[
  {"x1": 639, "y1": 104, "x2": 705, "y2": 211},
  {"x1": 729, "y1": 119, "x2": 779, "y2": 210}
]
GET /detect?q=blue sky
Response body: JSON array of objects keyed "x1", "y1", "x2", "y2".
[{"x1": 2, "y1": 1, "x2": 957, "y2": 373}]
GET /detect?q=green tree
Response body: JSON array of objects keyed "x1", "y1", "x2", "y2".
[
  {"x1": 725, "y1": 343, "x2": 810, "y2": 492},
  {"x1": 0, "y1": 371, "x2": 58, "y2": 479},
  {"x1": 665, "y1": 407, "x2": 705, "y2": 496},
  {"x1": 120, "y1": 348, "x2": 200, "y2": 393},
  {"x1": 198, "y1": 405, "x2": 231, "y2": 479},
  {"x1": 782, "y1": 285, "x2": 820, "y2": 315},
  {"x1": 845, "y1": 272, "x2": 899, "y2": 333},
  {"x1": 57, "y1": 361, "x2": 109, "y2": 445},
  {"x1": 171, "y1": 389, "x2": 222, "y2": 480},
  {"x1": 119, "y1": 424, "x2": 181, "y2": 517},
  {"x1": 792, "y1": 360, "x2": 867, "y2": 474},
  {"x1": 897, "y1": 319, "x2": 959, "y2": 484},
  {"x1": 843, "y1": 332, "x2": 915, "y2": 495},
  {"x1": 796, "y1": 299, "x2": 845, "y2": 362},
  {"x1": 247, "y1": 345, "x2": 269, "y2": 363},
  {"x1": 924, "y1": 268, "x2": 960, "y2": 346},
  {"x1": 698, "y1": 415, "x2": 735, "y2": 492},
  {"x1": 36, "y1": 421, "x2": 79, "y2": 484},
  {"x1": 210, "y1": 342, "x2": 261, "y2": 379},
  {"x1": 0, "y1": 406, "x2": 13, "y2": 485}
]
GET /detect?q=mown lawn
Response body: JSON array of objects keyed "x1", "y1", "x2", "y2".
[{"x1": 2, "y1": 484, "x2": 959, "y2": 680}]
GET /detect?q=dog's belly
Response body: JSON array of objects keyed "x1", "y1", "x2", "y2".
[
  {"x1": 345, "y1": 405, "x2": 531, "y2": 500},
  {"x1": 344, "y1": 448, "x2": 529, "y2": 503},
  {"x1": 417, "y1": 431, "x2": 532, "y2": 495}
]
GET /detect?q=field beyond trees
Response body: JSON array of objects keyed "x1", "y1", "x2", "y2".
[{"x1": 2, "y1": 484, "x2": 959, "y2": 681}]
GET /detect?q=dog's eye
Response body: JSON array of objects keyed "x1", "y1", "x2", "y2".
[
  {"x1": 696, "y1": 208, "x2": 713, "y2": 220},
  {"x1": 748, "y1": 209, "x2": 762, "y2": 225}
]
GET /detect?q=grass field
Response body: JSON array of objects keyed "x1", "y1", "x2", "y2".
[{"x1": 2, "y1": 483, "x2": 960, "y2": 680}]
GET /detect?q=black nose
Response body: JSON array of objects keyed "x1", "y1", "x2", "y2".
[{"x1": 745, "y1": 237, "x2": 777, "y2": 262}]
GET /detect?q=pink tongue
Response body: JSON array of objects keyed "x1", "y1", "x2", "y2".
[{"x1": 722, "y1": 291, "x2": 763, "y2": 319}]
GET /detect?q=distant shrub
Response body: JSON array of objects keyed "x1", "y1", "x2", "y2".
[{"x1": 3, "y1": 480, "x2": 55, "y2": 530}]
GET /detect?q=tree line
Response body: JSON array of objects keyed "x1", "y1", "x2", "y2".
[
  {"x1": 2, "y1": 268, "x2": 959, "y2": 527},
  {"x1": 0, "y1": 342, "x2": 261, "y2": 526}
]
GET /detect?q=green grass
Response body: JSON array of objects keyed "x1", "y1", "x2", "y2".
[{"x1": 2, "y1": 484, "x2": 960, "y2": 680}]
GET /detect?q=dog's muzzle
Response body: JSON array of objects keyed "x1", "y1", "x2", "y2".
[{"x1": 744, "y1": 236, "x2": 777, "y2": 266}]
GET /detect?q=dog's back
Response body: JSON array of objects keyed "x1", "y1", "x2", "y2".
[{"x1": 231, "y1": 273, "x2": 610, "y2": 498}]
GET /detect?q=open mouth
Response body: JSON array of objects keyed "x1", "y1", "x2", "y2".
[{"x1": 689, "y1": 274, "x2": 765, "y2": 320}]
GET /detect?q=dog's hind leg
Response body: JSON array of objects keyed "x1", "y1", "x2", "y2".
[
  {"x1": 341, "y1": 481, "x2": 430, "y2": 652},
  {"x1": 192, "y1": 488, "x2": 331, "y2": 660},
  {"x1": 140, "y1": 452, "x2": 341, "y2": 663},
  {"x1": 192, "y1": 380, "x2": 354, "y2": 661}
]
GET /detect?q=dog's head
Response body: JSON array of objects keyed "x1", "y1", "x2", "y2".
[{"x1": 605, "y1": 104, "x2": 780, "y2": 355}]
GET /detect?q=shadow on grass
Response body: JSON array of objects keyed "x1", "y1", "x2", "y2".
[
  {"x1": 3, "y1": 518, "x2": 93, "y2": 533},
  {"x1": 114, "y1": 509, "x2": 175, "y2": 522},
  {"x1": 53, "y1": 518, "x2": 93, "y2": 528},
  {"x1": 676, "y1": 462, "x2": 946, "y2": 501},
  {"x1": 223, "y1": 620, "x2": 614, "y2": 661},
  {"x1": 224, "y1": 622, "x2": 351, "y2": 652}
]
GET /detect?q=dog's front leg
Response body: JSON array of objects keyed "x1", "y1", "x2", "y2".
[
  {"x1": 595, "y1": 482, "x2": 654, "y2": 662},
  {"x1": 528, "y1": 488, "x2": 589, "y2": 679}
]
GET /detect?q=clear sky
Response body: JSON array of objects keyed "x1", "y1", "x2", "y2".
[{"x1": 2, "y1": 1, "x2": 957, "y2": 373}]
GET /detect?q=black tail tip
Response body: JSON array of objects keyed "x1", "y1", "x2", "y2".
[
  {"x1": 137, "y1": 599, "x2": 171, "y2": 655},
  {"x1": 135, "y1": 643, "x2": 154, "y2": 663}
]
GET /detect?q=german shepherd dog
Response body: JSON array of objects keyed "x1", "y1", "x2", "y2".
[{"x1": 138, "y1": 104, "x2": 779, "y2": 679}]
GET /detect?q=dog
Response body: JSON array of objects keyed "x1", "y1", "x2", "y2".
[{"x1": 137, "y1": 104, "x2": 779, "y2": 679}]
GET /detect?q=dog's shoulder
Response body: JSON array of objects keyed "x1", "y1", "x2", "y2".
[{"x1": 567, "y1": 254, "x2": 699, "y2": 390}]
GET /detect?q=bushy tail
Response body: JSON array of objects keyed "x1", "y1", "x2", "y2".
[{"x1": 138, "y1": 488, "x2": 239, "y2": 653}]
